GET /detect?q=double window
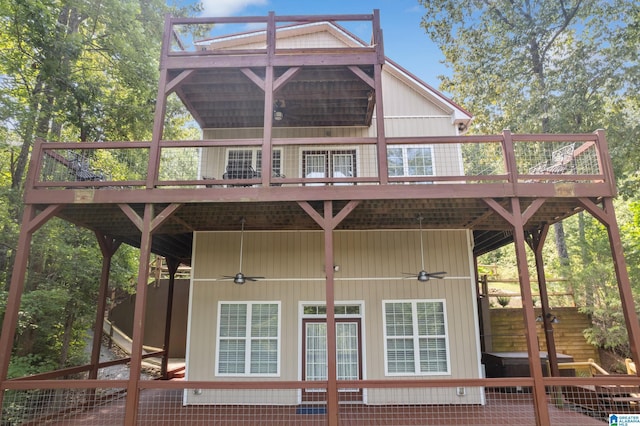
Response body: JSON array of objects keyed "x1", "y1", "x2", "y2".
[
  {"x1": 383, "y1": 300, "x2": 449, "y2": 375},
  {"x1": 387, "y1": 145, "x2": 434, "y2": 177},
  {"x1": 216, "y1": 302, "x2": 280, "y2": 376},
  {"x1": 302, "y1": 149, "x2": 356, "y2": 184},
  {"x1": 227, "y1": 148, "x2": 282, "y2": 176}
]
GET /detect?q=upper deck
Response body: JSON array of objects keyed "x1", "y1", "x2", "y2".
[{"x1": 21, "y1": 12, "x2": 617, "y2": 261}]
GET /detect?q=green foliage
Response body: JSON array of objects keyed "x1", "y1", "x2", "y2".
[
  {"x1": 496, "y1": 296, "x2": 511, "y2": 308},
  {"x1": 422, "y1": 0, "x2": 640, "y2": 356},
  {"x1": 7, "y1": 354, "x2": 57, "y2": 379},
  {"x1": 419, "y1": 0, "x2": 626, "y2": 134},
  {"x1": 0, "y1": 0, "x2": 201, "y2": 378}
]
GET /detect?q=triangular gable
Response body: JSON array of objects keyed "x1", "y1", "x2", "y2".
[{"x1": 196, "y1": 20, "x2": 472, "y2": 126}]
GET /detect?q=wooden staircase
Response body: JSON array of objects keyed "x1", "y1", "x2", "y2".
[{"x1": 562, "y1": 375, "x2": 640, "y2": 416}]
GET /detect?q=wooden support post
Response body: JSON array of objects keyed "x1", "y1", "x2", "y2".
[
  {"x1": 579, "y1": 197, "x2": 640, "y2": 372},
  {"x1": 0, "y1": 206, "x2": 35, "y2": 386},
  {"x1": 161, "y1": 257, "x2": 180, "y2": 379},
  {"x1": 374, "y1": 63, "x2": 388, "y2": 185},
  {"x1": 510, "y1": 199, "x2": 551, "y2": 426},
  {"x1": 483, "y1": 197, "x2": 551, "y2": 425},
  {"x1": 323, "y1": 201, "x2": 339, "y2": 426},
  {"x1": 298, "y1": 200, "x2": 360, "y2": 426},
  {"x1": 146, "y1": 68, "x2": 168, "y2": 189},
  {"x1": 89, "y1": 233, "x2": 122, "y2": 381},
  {"x1": 261, "y1": 12, "x2": 276, "y2": 188},
  {"x1": 527, "y1": 225, "x2": 560, "y2": 377},
  {"x1": 146, "y1": 15, "x2": 172, "y2": 189},
  {"x1": 0, "y1": 205, "x2": 62, "y2": 409},
  {"x1": 124, "y1": 204, "x2": 154, "y2": 424}
]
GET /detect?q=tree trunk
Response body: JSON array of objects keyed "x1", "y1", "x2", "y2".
[
  {"x1": 59, "y1": 309, "x2": 75, "y2": 368},
  {"x1": 12, "y1": 80, "x2": 44, "y2": 191},
  {"x1": 554, "y1": 221, "x2": 569, "y2": 265}
]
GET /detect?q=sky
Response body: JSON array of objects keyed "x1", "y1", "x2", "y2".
[{"x1": 177, "y1": 0, "x2": 451, "y2": 93}]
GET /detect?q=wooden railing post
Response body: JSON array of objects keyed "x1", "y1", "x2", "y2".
[{"x1": 501, "y1": 129, "x2": 518, "y2": 192}]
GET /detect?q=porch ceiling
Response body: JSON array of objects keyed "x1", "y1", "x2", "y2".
[
  {"x1": 173, "y1": 65, "x2": 375, "y2": 128},
  {"x1": 45, "y1": 197, "x2": 583, "y2": 263}
]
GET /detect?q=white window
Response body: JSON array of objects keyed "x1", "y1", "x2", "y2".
[
  {"x1": 387, "y1": 145, "x2": 434, "y2": 177},
  {"x1": 227, "y1": 148, "x2": 282, "y2": 176},
  {"x1": 303, "y1": 149, "x2": 356, "y2": 184},
  {"x1": 216, "y1": 302, "x2": 280, "y2": 376},
  {"x1": 383, "y1": 300, "x2": 449, "y2": 375}
]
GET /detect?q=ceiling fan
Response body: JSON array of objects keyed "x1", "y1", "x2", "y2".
[
  {"x1": 403, "y1": 216, "x2": 447, "y2": 282},
  {"x1": 222, "y1": 218, "x2": 264, "y2": 285}
]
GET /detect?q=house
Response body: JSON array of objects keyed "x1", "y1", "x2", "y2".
[
  {"x1": 1, "y1": 10, "x2": 639, "y2": 426},
  {"x1": 185, "y1": 19, "x2": 480, "y2": 406}
]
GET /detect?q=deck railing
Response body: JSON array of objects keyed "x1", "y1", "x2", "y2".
[
  {"x1": 3, "y1": 375, "x2": 638, "y2": 425},
  {"x1": 27, "y1": 131, "x2": 615, "y2": 198},
  {"x1": 164, "y1": 12, "x2": 381, "y2": 58}
]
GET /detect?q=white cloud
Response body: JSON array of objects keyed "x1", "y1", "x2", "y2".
[{"x1": 200, "y1": 0, "x2": 268, "y2": 17}]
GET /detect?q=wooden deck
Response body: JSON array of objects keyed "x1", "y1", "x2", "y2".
[{"x1": 31, "y1": 389, "x2": 609, "y2": 425}]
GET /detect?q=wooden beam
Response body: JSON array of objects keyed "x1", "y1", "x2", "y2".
[
  {"x1": 482, "y1": 198, "x2": 513, "y2": 226},
  {"x1": 240, "y1": 68, "x2": 265, "y2": 91},
  {"x1": 273, "y1": 67, "x2": 301, "y2": 92},
  {"x1": 165, "y1": 70, "x2": 195, "y2": 95},
  {"x1": 348, "y1": 66, "x2": 374, "y2": 88},
  {"x1": 151, "y1": 203, "x2": 183, "y2": 233},
  {"x1": 522, "y1": 198, "x2": 546, "y2": 225},
  {"x1": 119, "y1": 203, "x2": 144, "y2": 232}
]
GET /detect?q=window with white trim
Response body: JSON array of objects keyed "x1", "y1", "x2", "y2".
[
  {"x1": 302, "y1": 149, "x2": 356, "y2": 183},
  {"x1": 383, "y1": 300, "x2": 449, "y2": 375},
  {"x1": 227, "y1": 148, "x2": 282, "y2": 176},
  {"x1": 387, "y1": 145, "x2": 434, "y2": 177},
  {"x1": 216, "y1": 302, "x2": 280, "y2": 376}
]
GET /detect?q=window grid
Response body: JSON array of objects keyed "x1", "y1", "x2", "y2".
[
  {"x1": 302, "y1": 149, "x2": 357, "y2": 180},
  {"x1": 387, "y1": 145, "x2": 434, "y2": 177},
  {"x1": 227, "y1": 149, "x2": 282, "y2": 175},
  {"x1": 302, "y1": 304, "x2": 361, "y2": 316},
  {"x1": 217, "y1": 302, "x2": 280, "y2": 377},
  {"x1": 384, "y1": 300, "x2": 449, "y2": 375}
]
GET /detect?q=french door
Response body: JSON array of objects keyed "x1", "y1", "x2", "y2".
[{"x1": 302, "y1": 318, "x2": 362, "y2": 402}]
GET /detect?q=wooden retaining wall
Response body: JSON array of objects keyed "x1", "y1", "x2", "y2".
[{"x1": 489, "y1": 307, "x2": 600, "y2": 363}]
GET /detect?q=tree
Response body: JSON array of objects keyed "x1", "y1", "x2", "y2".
[
  {"x1": 0, "y1": 0, "x2": 201, "y2": 375},
  {"x1": 420, "y1": 0, "x2": 640, "y2": 353}
]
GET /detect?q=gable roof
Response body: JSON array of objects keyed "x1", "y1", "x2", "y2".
[{"x1": 183, "y1": 19, "x2": 471, "y2": 129}]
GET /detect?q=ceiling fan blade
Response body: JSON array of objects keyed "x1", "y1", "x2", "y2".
[
  {"x1": 245, "y1": 276, "x2": 265, "y2": 281},
  {"x1": 427, "y1": 271, "x2": 447, "y2": 279}
]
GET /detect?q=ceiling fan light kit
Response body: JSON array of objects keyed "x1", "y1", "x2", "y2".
[
  {"x1": 224, "y1": 216, "x2": 445, "y2": 284},
  {"x1": 273, "y1": 100, "x2": 285, "y2": 121}
]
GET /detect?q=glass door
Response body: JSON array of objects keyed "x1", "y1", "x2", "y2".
[{"x1": 303, "y1": 319, "x2": 362, "y2": 402}]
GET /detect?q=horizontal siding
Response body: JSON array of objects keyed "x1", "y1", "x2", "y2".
[
  {"x1": 374, "y1": 117, "x2": 457, "y2": 137},
  {"x1": 187, "y1": 230, "x2": 481, "y2": 404},
  {"x1": 276, "y1": 31, "x2": 345, "y2": 49},
  {"x1": 380, "y1": 73, "x2": 450, "y2": 117}
]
